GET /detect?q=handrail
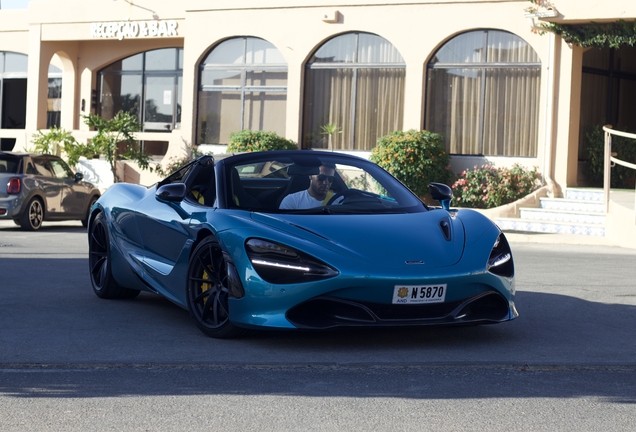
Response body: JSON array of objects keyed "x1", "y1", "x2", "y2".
[{"x1": 603, "y1": 125, "x2": 636, "y2": 214}]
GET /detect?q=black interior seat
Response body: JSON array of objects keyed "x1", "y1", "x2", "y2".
[
  {"x1": 274, "y1": 164, "x2": 319, "y2": 208},
  {"x1": 188, "y1": 166, "x2": 215, "y2": 205},
  {"x1": 231, "y1": 168, "x2": 261, "y2": 209}
]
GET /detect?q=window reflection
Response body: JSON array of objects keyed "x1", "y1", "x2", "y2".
[
  {"x1": 97, "y1": 48, "x2": 183, "y2": 156},
  {"x1": 197, "y1": 37, "x2": 288, "y2": 145},
  {"x1": 4, "y1": 52, "x2": 28, "y2": 73}
]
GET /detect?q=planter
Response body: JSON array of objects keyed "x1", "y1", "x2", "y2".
[{"x1": 75, "y1": 158, "x2": 114, "y2": 192}]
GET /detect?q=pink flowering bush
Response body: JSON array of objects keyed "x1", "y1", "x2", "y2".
[{"x1": 452, "y1": 164, "x2": 541, "y2": 209}]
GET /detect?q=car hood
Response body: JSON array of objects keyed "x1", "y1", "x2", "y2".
[{"x1": 250, "y1": 211, "x2": 465, "y2": 269}]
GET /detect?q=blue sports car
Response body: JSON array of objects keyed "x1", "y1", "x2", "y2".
[{"x1": 88, "y1": 150, "x2": 516, "y2": 338}]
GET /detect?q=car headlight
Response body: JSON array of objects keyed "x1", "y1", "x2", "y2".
[
  {"x1": 487, "y1": 233, "x2": 514, "y2": 278},
  {"x1": 245, "y1": 238, "x2": 339, "y2": 284}
]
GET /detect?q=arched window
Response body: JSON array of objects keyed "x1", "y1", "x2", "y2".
[
  {"x1": 197, "y1": 37, "x2": 287, "y2": 145},
  {"x1": 0, "y1": 51, "x2": 28, "y2": 75},
  {"x1": 303, "y1": 32, "x2": 405, "y2": 151},
  {"x1": 98, "y1": 48, "x2": 183, "y2": 132},
  {"x1": 425, "y1": 30, "x2": 541, "y2": 157}
]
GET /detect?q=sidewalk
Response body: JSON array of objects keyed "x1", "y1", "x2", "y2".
[{"x1": 503, "y1": 231, "x2": 618, "y2": 247}]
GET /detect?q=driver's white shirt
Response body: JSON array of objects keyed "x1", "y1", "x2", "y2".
[{"x1": 279, "y1": 190, "x2": 323, "y2": 209}]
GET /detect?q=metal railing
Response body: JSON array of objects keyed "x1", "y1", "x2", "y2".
[{"x1": 603, "y1": 125, "x2": 636, "y2": 214}]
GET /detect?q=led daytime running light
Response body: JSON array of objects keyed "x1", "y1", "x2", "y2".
[
  {"x1": 252, "y1": 259, "x2": 311, "y2": 272},
  {"x1": 487, "y1": 253, "x2": 511, "y2": 269}
]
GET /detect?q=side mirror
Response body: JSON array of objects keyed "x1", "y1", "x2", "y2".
[
  {"x1": 74, "y1": 172, "x2": 84, "y2": 182},
  {"x1": 156, "y1": 183, "x2": 187, "y2": 202},
  {"x1": 429, "y1": 182, "x2": 452, "y2": 210}
]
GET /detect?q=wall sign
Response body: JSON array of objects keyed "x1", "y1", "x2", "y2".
[{"x1": 91, "y1": 20, "x2": 178, "y2": 40}]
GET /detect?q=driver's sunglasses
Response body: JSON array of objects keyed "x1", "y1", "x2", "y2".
[{"x1": 316, "y1": 174, "x2": 334, "y2": 183}]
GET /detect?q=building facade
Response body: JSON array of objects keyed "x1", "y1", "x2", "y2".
[{"x1": 0, "y1": 0, "x2": 635, "y2": 191}]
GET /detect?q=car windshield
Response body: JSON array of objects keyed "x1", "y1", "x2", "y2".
[
  {"x1": 222, "y1": 151, "x2": 427, "y2": 214},
  {"x1": 0, "y1": 154, "x2": 20, "y2": 174}
]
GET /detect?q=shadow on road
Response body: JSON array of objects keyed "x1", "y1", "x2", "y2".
[
  {"x1": 1, "y1": 360, "x2": 634, "y2": 403},
  {"x1": 1, "y1": 255, "x2": 635, "y2": 403}
]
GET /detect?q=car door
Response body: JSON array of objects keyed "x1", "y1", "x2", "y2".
[
  {"x1": 135, "y1": 160, "x2": 215, "y2": 299},
  {"x1": 31, "y1": 156, "x2": 63, "y2": 216},
  {"x1": 49, "y1": 158, "x2": 86, "y2": 218}
]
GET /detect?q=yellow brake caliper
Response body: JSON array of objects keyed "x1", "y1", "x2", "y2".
[{"x1": 201, "y1": 266, "x2": 213, "y2": 309}]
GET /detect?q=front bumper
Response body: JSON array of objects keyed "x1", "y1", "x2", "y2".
[
  {"x1": 228, "y1": 268, "x2": 516, "y2": 330},
  {"x1": 286, "y1": 291, "x2": 517, "y2": 329}
]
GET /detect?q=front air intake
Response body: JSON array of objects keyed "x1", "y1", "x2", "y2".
[{"x1": 439, "y1": 217, "x2": 452, "y2": 241}]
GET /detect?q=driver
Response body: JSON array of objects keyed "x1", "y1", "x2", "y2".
[{"x1": 279, "y1": 164, "x2": 336, "y2": 209}]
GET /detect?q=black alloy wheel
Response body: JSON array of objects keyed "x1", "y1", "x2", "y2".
[
  {"x1": 88, "y1": 212, "x2": 140, "y2": 299},
  {"x1": 19, "y1": 198, "x2": 43, "y2": 231},
  {"x1": 186, "y1": 237, "x2": 246, "y2": 338}
]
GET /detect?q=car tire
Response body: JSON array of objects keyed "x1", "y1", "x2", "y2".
[
  {"x1": 186, "y1": 237, "x2": 247, "y2": 338},
  {"x1": 19, "y1": 198, "x2": 44, "y2": 231},
  {"x1": 88, "y1": 212, "x2": 140, "y2": 299},
  {"x1": 81, "y1": 196, "x2": 99, "y2": 228}
]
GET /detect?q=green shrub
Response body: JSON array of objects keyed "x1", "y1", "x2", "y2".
[
  {"x1": 83, "y1": 111, "x2": 151, "y2": 182},
  {"x1": 30, "y1": 127, "x2": 96, "y2": 167},
  {"x1": 585, "y1": 125, "x2": 636, "y2": 188},
  {"x1": 227, "y1": 130, "x2": 297, "y2": 152},
  {"x1": 452, "y1": 164, "x2": 541, "y2": 209},
  {"x1": 370, "y1": 130, "x2": 454, "y2": 197},
  {"x1": 30, "y1": 127, "x2": 80, "y2": 157}
]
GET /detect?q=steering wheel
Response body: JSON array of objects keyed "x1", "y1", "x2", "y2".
[{"x1": 326, "y1": 189, "x2": 368, "y2": 205}]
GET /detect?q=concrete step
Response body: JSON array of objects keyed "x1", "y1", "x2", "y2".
[
  {"x1": 519, "y1": 208, "x2": 606, "y2": 225},
  {"x1": 495, "y1": 218, "x2": 606, "y2": 237},
  {"x1": 565, "y1": 188, "x2": 605, "y2": 202},
  {"x1": 489, "y1": 188, "x2": 610, "y2": 237},
  {"x1": 539, "y1": 197, "x2": 606, "y2": 213}
]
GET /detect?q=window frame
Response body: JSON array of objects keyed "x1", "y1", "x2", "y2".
[{"x1": 97, "y1": 48, "x2": 183, "y2": 132}]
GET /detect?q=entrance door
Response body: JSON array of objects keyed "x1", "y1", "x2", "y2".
[
  {"x1": 0, "y1": 78, "x2": 27, "y2": 151},
  {"x1": 578, "y1": 46, "x2": 636, "y2": 186}
]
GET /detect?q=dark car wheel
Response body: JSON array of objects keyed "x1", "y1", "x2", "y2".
[
  {"x1": 187, "y1": 237, "x2": 246, "y2": 338},
  {"x1": 19, "y1": 198, "x2": 44, "y2": 231},
  {"x1": 81, "y1": 196, "x2": 99, "y2": 228},
  {"x1": 88, "y1": 212, "x2": 140, "y2": 299}
]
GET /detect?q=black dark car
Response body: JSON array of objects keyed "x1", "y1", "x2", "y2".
[{"x1": 0, "y1": 152, "x2": 101, "y2": 230}]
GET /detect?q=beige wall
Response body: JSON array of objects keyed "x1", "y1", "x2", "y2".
[
  {"x1": 536, "y1": 0, "x2": 636, "y2": 22},
  {"x1": 1, "y1": 0, "x2": 635, "y2": 190}
]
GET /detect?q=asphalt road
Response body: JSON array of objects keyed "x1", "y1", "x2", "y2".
[{"x1": 1, "y1": 221, "x2": 635, "y2": 431}]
